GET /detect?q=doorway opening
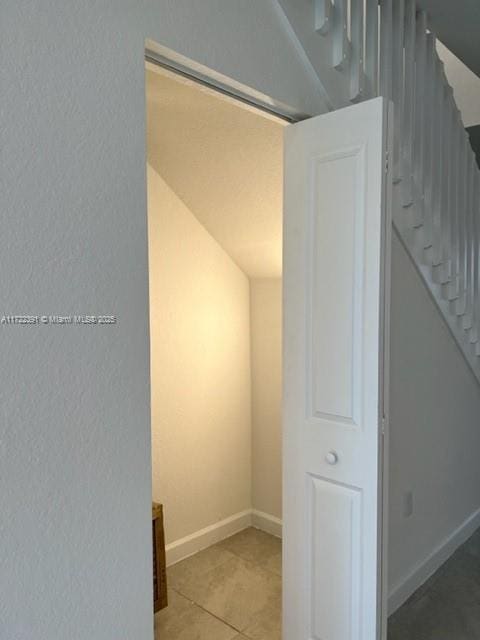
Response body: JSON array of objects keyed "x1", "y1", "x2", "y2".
[{"x1": 146, "y1": 60, "x2": 287, "y2": 639}]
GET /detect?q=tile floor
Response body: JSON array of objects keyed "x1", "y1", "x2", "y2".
[
  {"x1": 155, "y1": 526, "x2": 480, "y2": 640},
  {"x1": 155, "y1": 527, "x2": 282, "y2": 640}
]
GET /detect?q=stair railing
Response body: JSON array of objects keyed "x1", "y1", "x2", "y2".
[{"x1": 314, "y1": 0, "x2": 480, "y2": 380}]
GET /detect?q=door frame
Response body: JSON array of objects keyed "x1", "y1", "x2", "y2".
[
  {"x1": 145, "y1": 40, "x2": 390, "y2": 639},
  {"x1": 145, "y1": 40, "x2": 310, "y2": 124}
]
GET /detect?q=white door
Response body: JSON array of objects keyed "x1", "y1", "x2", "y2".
[{"x1": 283, "y1": 97, "x2": 392, "y2": 640}]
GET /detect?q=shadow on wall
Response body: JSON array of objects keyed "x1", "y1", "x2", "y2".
[{"x1": 467, "y1": 125, "x2": 480, "y2": 169}]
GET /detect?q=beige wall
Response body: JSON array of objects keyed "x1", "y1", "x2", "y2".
[
  {"x1": 148, "y1": 164, "x2": 252, "y2": 544},
  {"x1": 250, "y1": 279, "x2": 283, "y2": 520}
]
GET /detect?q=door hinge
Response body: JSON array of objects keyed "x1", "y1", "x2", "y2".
[
  {"x1": 385, "y1": 152, "x2": 389, "y2": 175},
  {"x1": 381, "y1": 416, "x2": 386, "y2": 435}
]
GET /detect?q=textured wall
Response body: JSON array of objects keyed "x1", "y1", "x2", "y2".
[
  {"x1": 389, "y1": 233, "x2": 480, "y2": 597},
  {"x1": 148, "y1": 165, "x2": 251, "y2": 544},
  {"x1": 250, "y1": 279, "x2": 283, "y2": 520},
  {"x1": 1, "y1": 2, "x2": 326, "y2": 638}
]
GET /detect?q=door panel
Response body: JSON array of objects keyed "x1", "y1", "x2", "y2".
[
  {"x1": 309, "y1": 476, "x2": 362, "y2": 639},
  {"x1": 283, "y1": 97, "x2": 392, "y2": 640}
]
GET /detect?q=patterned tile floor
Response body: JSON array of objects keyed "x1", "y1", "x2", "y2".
[{"x1": 155, "y1": 525, "x2": 480, "y2": 639}]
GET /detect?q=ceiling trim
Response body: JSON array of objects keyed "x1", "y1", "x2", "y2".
[{"x1": 145, "y1": 43, "x2": 306, "y2": 124}]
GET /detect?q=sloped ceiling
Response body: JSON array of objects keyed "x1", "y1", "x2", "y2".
[
  {"x1": 146, "y1": 68, "x2": 284, "y2": 279},
  {"x1": 418, "y1": 0, "x2": 480, "y2": 78},
  {"x1": 437, "y1": 42, "x2": 480, "y2": 128}
]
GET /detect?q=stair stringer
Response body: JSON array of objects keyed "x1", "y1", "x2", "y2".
[{"x1": 392, "y1": 183, "x2": 480, "y2": 384}]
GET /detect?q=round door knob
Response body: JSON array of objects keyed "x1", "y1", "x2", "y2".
[{"x1": 325, "y1": 451, "x2": 339, "y2": 465}]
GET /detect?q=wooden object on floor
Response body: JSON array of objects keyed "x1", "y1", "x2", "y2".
[{"x1": 152, "y1": 502, "x2": 168, "y2": 612}]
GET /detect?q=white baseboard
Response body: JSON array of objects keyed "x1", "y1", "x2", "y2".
[
  {"x1": 167, "y1": 505, "x2": 480, "y2": 611},
  {"x1": 165, "y1": 508, "x2": 283, "y2": 566},
  {"x1": 251, "y1": 509, "x2": 283, "y2": 538},
  {"x1": 388, "y1": 506, "x2": 480, "y2": 615},
  {"x1": 165, "y1": 509, "x2": 252, "y2": 566}
]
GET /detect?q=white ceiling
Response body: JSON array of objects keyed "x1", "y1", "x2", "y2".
[{"x1": 146, "y1": 67, "x2": 284, "y2": 279}]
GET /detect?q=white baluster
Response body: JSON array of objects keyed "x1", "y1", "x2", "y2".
[
  {"x1": 332, "y1": 0, "x2": 350, "y2": 70},
  {"x1": 431, "y1": 57, "x2": 445, "y2": 268},
  {"x1": 401, "y1": 0, "x2": 415, "y2": 207},
  {"x1": 463, "y1": 155, "x2": 476, "y2": 327},
  {"x1": 472, "y1": 170, "x2": 480, "y2": 344},
  {"x1": 412, "y1": 11, "x2": 427, "y2": 228},
  {"x1": 446, "y1": 110, "x2": 463, "y2": 301},
  {"x1": 422, "y1": 32, "x2": 436, "y2": 252},
  {"x1": 438, "y1": 85, "x2": 455, "y2": 285},
  {"x1": 392, "y1": 0, "x2": 405, "y2": 183},
  {"x1": 380, "y1": 0, "x2": 393, "y2": 101},
  {"x1": 456, "y1": 132, "x2": 469, "y2": 315},
  {"x1": 365, "y1": 0, "x2": 379, "y2": 97},
  {"x1": 350, "y1": 0, "x2": 365, "y2": 101},
  {"x1": 315, "y1": 0, "x2": 333, "y2": 35}
]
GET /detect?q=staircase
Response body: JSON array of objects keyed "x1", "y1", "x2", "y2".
[{"x1": 280, "y1": 0, "x2": 480, "y2": 381}]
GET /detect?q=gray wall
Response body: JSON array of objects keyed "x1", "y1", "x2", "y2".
[
  {"x1": 1, "y1": 2, "x2": 324, "y2": 639},
  {"x1": 250, "y1": 279, "x2": 283, "y2": 521},
  {"x1": 467, "y1": 125, "x2": 480, "y2": 169},
  {"x1": 389, "y1": 232, "x2": 480, "y2": 606}
]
